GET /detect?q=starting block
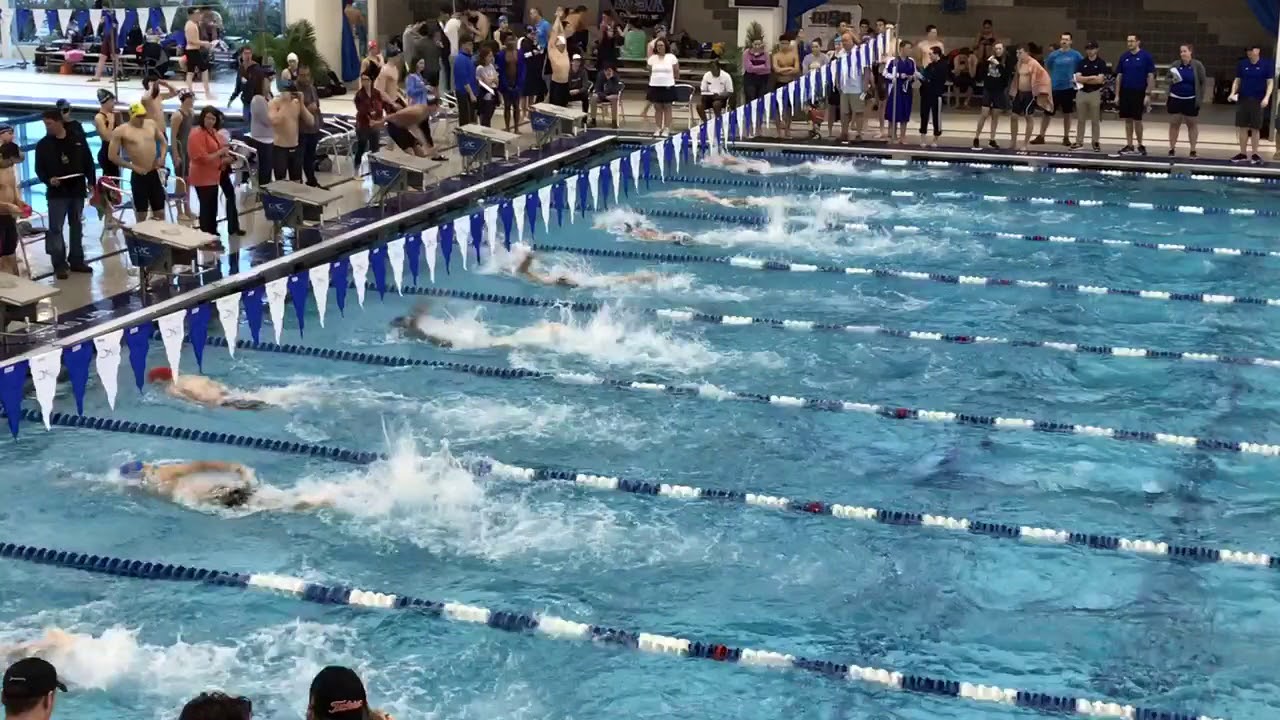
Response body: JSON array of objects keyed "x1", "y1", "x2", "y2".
[
  {"x1": 0, "y1": 274, "x2": 59, "y2": 346},
  {"x1": 261, "y1": 181, "x2": 343, "y2": 242},
  {"x1": 455, "y1": 124, "x2": 519, "y2": 173},
  {"x1": 369, "y1": 152, "x2": 444, "y2": 211},
  {"x1": 124, "y1": 220, "x2": 219, "y2": 301},
  {"x1": 530, "y1": 103, "x2": 587, "y2": 147}
]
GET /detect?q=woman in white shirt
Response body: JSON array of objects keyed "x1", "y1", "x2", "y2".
[{"x1": 646, "y1": 38, "x2": 679, "y2": 136}]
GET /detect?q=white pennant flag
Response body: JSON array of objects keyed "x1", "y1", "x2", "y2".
[
  {"x1": 587, "y1": 166, "x2": 601, "y2": 209},
  {"x1": 512, "y1": 195, "x2": 527, "y2": 242},
  {"x1": 565, "y1": 176, "x2": 578, "y2": 223},
  {"x1": 691, "y1": 129, "x2": 701, "y2": 162},
  {"x1": 157, "y1": 310, "x2": 186, "y2": 378},
  {"x1": 423, "y1": 226, "x2": 438, "y2": 282},
  {"x1": 56, "y1": 9, "x2": 73, "y2": 35},
  {"x1": 264, "y1": 277, "x2": 288, "y2": 344},
  {"x1": 161, "y1": 5, "x2": 179, "y2": 32},
  {"x1": 654, "y1": 141, "x2": 665, "y2": 181},
  {"x1": 88, "y1": 8, "x2": 103, "y2": 32},
  {"x1": 28, "y1": 351, "x2": 61, "y2": 430},
  {"x1": 40, "y1": 10, "x2": 52, "y2": 36},
  {"x1": 626, "y1": 151, "x2": 640, "y2": 192},
  {"x1": 112, "y1": 8, "x2": 124, "y2": 27},
  {"x1": 349, "y1": 249, "x2": 370, "y2": 307},
  {"x1": 93, "y1": 329, "x2": 123, "y2": 409},
  {"x1": 310, "y1": 264, "x2": 330, "y2": 327},
  {"x1": 673, "y1": 134, "x2": 684, "y2": 174},
  {"x1": 215, "y1": 293, "x2": 240, "y2": 356},
  {"x1": 1, "y1": 10, "x2": 11, "y2": 59},
  {"x1": 483, "y1": 205, "x2": 499, "y2": 256},
  {"x1": 387, "y1": 237, "x2": 406, "y2": 294},
  {"x1": 609, "y1": 158, "x2": 622, "y2": 204},
  {"x1": 454, "y1": 219, "x2": 468, "y2": 271},
  {"x1": 735, "y1": 107, "x2": 745, "y2": 140},
  {"x1": 536, "y1": 186, "x2": 551, "y2": 231}
]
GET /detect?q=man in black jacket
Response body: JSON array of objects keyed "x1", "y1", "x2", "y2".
[
  {"x1": 35, "y1": 109, "x2": 95, "y2": 279},
  {"x1": 227, "y1": 46, "x2": 258, "y2": 122}
]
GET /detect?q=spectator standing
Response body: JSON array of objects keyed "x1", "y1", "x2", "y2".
[
  {"x1": 183, "y1": 6, "x2": 214, "y2": 100},
  {"x1": 477, "y1": 48, "x2": 501, "y2": 126},
  {"x1": 699, "y1": 60, "x2": 734, "y2": 122},
  {"x1": 1071, "y1": 41, "x2": 1108, "y2": 151},
  {"x1": 297, "y1": 66, "x2": 322, "y2": 186},
  {"x1": 520, "y1": 25, "x2": 546, "y2": 111},
  {"x1": 34, "y1": 109, "x2": 93, "y2": 279},
  {"x1": 547, "y1": 31, "x2": 571, "y2": 107},
  {"x1": 1036, "y1": 32, "x2": 1082, "y2": 146},
  {"x1": 802, "y1": 39, "x2": 827, "y2": 74},
  {"x1": 1229, "y1": 44, "x2": 1273, "y2": 164},
  {"x1": 972, "y1": 41, "x2": 1012, "y2": 149},
  {"x1": 188, "y1": 106, "x2": 239, "y2": 243},
  {"x1": 497, "y1": 34, "x2": 526, "y2": 131},
  {"x1": 530, "y1": 7, "x2": 551, "y2": 49},
  {"x1": 1115, "y1": 33, "x2": 1155, "y2": 156},
  {"x1": 772, "y1": 34, "x2": 800, "y2": 137},
  {"x1": 2, "y1": 657, "x2": 66, "y2": 720},
  {"x1": 917, "y1": 25, "x2": 944, "y2": 67},
  {"x1": 918, "y1": 46, "x2": 947, "y2": 146},
  {"x1": 247, "y1": 68, "x2": 275, "y2": 187},
  {"x1": 407, "y1": 58, "x2": 431, "y2": 105},
  {"x1": 647, "y1": 38, "x2": 679, "y2": 136},
  {"x1": 453, "y1": 36, "x2": 479, "y2": 125},
  {"x1": 1010, "y1": 43, "x2": 1052, "y2": 152},
  {"x1": 742, "y1": 37, "x2": 772, "y2": 107},
  {"x1": 0, "y1": 129, "x2": 22, "y2": 276},
  {"x1": 227, "y1": 46, "x2": 257, "y2": 122},
  {"x1": 882, "y1": 40, "x2": 917, "y2": 144},
  {"x1": 352, "y1": 73, "x2": 384, "y2": 169},
  {"x1": 591, "y1": 64, "x2": 623, "y2": 128},
  {"x1": 444, "y1": 7, "x2": 464, "y2": 92},
  {"x1": 837, "y1": 32, "x2": 871, "y2": 143},
  {"x1": 1166, "y1": 44, "x2": 1205, "y2": 158}
]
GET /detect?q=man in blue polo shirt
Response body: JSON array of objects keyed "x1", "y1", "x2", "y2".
[
  {"x1": 1034, "y1": 31, "x2": 1082, "y2": 147},
  {"x1": 1114, "y1": 33, "x2": 1155, "y2": 156},
  {"x1": 1229, "y1": 45, "x2": 1273, "y2": 164}
]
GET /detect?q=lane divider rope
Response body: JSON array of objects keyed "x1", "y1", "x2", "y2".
[
  {"x1": 661, "y1": 173, "x2": 1279, "y2": 217},
  {"x1": 17, "y1": 407, "x2": 1276, "y2": 574},
  {"x1": 388, "y1": 282, "x2": 1280, "y2": 371},
  {"x1": 180, "y1": 336, "x2": 1280, "y2": 457},
  {"x1": 0, "y1": 540, "x2": 1227, "y2": 720},
  {"x1": 726, "y1": 148, "x2": 1280, "y2": 185}
]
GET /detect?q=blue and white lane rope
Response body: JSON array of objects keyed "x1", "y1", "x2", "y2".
[
  {"x1": 189, "y1": 336, "x2": 1280, "y2": 458},
  {"x1": 728, "y1": 147, "x2": 1280, "y2": 185},
  {"x1": 19, "y1": 408, "x2": 1278, "y2": 575},
  {"x1": 661, "y1": 173, "x2": 1280, "y2": 218},
  {"x1": 391, "y1": 284, "x2": 1280, "y2": 372},
  {"x1": 0, "y1": 541, "x2": 1227, "y2": 720}
]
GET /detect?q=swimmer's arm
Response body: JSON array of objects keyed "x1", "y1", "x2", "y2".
[
  {"x1": 169, "y1": 113, "x2": 184, "y2": 164},
  {"x1": 153, "y1": 122, "x2": 168, "y2": 169},
  {"x1": 107, "y1": 130, "x2": 125, "y2": 169},
  {"x1": 151, "y1": 461, "x2": 245, "y2": 485}
]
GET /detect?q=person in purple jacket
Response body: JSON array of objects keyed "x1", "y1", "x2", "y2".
[
  {"x1": 496, "y1": 32, "x2": 526, "y2": 132},
  {"x1": 742, "y1": 36, "x2": 772, "y2": 105}
]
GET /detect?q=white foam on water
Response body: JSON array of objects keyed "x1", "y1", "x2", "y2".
[
  {"x1": 592, "y1": 207, "x2": 650, "y2": 232},
  {"x1": 418, "y1": 393, "x2": 654, "y2": 449}
]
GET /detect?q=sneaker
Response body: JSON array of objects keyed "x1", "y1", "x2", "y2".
[
  {"x1": 1092, "y1": 143, "x2": 1101, "y2": 153},
  {"x1": 1069, "y1": 142, "x2": 1083, "y2": 150},
  {"x1": 1231, "y1": 153, "x2": 1249, "y2": 163},
  {"x1": 1118, "y1": 145, "x2": 1136, "y2": 156},
  {"x1": 1138, "y1": 145, "x2": 1147, "y2": 156},
  {"x1": 1251, "y1": 154, "x2": 1264, "y2": 165},
  {"x1": 1062, "y1": 137, "x2": 1071, "y2": 147},
  {"x1": 1190, "y1": 151, "x2": 1198, "y2": 159},
  {"x1": 69, "y1": 263, "x2": 93, "y2": 274},
  {"x1": 1167, "y1": 148, "x2": 1175, "y2": 157},
  {"x1": 55, "y1": 268, "x2": 69, "y2": 280},
  {"x1": 971, "y1": 138, "x2": 980, "y2": 150},
  {"x1": 987, "y1": 140, "x2": 999, "y2": 149},
  {"x1": 1030, "y1": 135, "x2": 1045, "y2": 145}
]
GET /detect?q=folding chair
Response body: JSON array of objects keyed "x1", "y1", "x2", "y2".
[
  {"x1": 15, "y1": 206, "x2": 46, "y2": 280},
  {"x1": 94, "y1": 175, "x2": 130, "y2": 247},
  {"x1": 672, "y1": 83, "x2": 697, "y2": 129},
  {"x1": 316, "y1": 116, "x2": 356, "y2": 176}
]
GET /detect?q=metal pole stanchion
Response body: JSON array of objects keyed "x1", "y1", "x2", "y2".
[{"x1": 107, "y1": 0, "x2": 118, "y2": 101}]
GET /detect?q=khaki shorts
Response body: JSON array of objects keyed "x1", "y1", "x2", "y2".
[
  {"x1": 841, "y1": 92, "x2": 866, "y2": 117},
  {"x1": 1076, "y1": 90, "x2": 1101, "y2": 122}
]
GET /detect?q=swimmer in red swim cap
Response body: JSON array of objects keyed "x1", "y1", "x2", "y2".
[{"x1": 147, "y1": 367, "x2": 266, "y2": 410}]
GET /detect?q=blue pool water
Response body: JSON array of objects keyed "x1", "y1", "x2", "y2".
[{"x1": 3, "y1": 151, "x2": 1279, "y2": 720}]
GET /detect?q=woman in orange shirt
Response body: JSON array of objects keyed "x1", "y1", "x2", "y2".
[{"x1": 188, "y1": 106, "x2": 241, "y2": 246}]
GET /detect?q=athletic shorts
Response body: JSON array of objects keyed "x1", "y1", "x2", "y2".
[
  {"x1": 185, "y1": 49, "x2": 209, "y2": 74},
  {"x1": 1166, "y1": 96, "x2": 1199, "y2": 118},
  {"x1": 0, "y1": 215, "x2": 17, "y2": 257},
  {"x1": 130, "y1": 169, "x2": 166, "y2": 214},
  {"x1": 385, "y1": 122, "x2": 418, "y2": 151},
  {"x1": 1117, "y1": 88, "x2": 1146, "y2": 120},
  {"x1": 1235, "y1": 99, "x2": 1264, "y2": 129},
  {"x1": 982, "y1": 87, "x2": 1010, "y2": 110},
  {"x1": 1049, "y1": 88, "x2": 1076, "y2": 115},
  {"x1": 840, "y1": 92, "x2": 866, "y2": 116},
  {"x1": 1012, "y1": 91, "x2": 1038, "y2": 117}
]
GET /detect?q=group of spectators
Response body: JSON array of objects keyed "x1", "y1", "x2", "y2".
[{"x1": 2, "y1": 657, "x2": 385, "y2": 720}]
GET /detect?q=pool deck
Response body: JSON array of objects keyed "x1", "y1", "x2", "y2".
[{"x1": 2, "y1": 64, "x2": 1278, "y2": 367}]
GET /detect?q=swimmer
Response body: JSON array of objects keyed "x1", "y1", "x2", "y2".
[
  {"x1": 620, "y1": 221, "x2": 694, "y2": 245},
  {"x1": 702, "y1": 152, "x2": 772, "y2": 174},
  {"x1": 389, "y1": 302, "x2": 455, "y2": 347},
  {"x1": 146, "y1": 367, "x2": 267, "y2": 409},
  {"x1": 391, "y1": 301, "x2": 570, "y2": 348},
  {"x1": 663, "y1": 188, "x2": 773, "y2": 209},
  {"x1": 0, "y1": 629, "x2": 79, "y2": 662},
  {"x1": 118, "y1": 459, "x2": 333, "y2": 511},
  {"x1": 516, "y1": 251, "x2": 658, "y2": 288}
]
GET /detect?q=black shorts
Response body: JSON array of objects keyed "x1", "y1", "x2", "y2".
[
  {"x1": 130, "y1": 169, "x2": 166, "y2": 214},
  {"x1": 982, "y1": 87, "x2": 1009, "y2": 110},
  {"x1": 185, "y1": 49, "x2": 209, "y2": 74},
  {"x1": 1050, "y1": 88, "x2": 1076, "y2": 115},
  {"x1": 1012, "y1": 91, "x2": 1038, "y2": 116},
  {"x1": 952, "y1": 71, "x2": 972, "y2": 91},
  {"x1": 1167, "y1": 96, "x2": 1199, "y2": 117},
  {"x1": 549, "y1": 80, "x2": 570, "y2": 106},
  {"x1": 701, "y1": 95, "x2": 727, "y2": 111},
  {"x1": 0, "y1": 215, "x2": 17, "y2": 257},
  {"x1": 1117, "y1": 88, "x2": 1146, "y2": 120},
  {"x1": 1235, "y1": 99, "x2": 1264, "y2": 129},
  {"x1": 385, "y1": 122, "x2": 418, "y2": 151},
  {"x1": 647, "y1": 85, "x2": 676, "y2": 104}
]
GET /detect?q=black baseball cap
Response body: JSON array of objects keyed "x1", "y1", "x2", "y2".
[
  {"x1": 1085, "y1": 40, "x2": 1098, "y2": 49},
  {"x1": 309, "y1": 666, "x2": 367, "y2": 720},
  {"x1": 2, "y1": 658, "x2": 67, "y2": 701}
]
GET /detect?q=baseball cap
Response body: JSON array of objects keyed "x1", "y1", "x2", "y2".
[
  {"x1": 55, "y1": 98, "x2": 71, "y2": 112},
  {"x1": 2, "y1": 658, "x2": 67, "y2": 701},
  {"x1": 1085, "y1": 40, "x2": 1098, "y2": 49},
  {"x1": 310, "y1": 666, "x2": 367, "y2": 720},
  {"x1": 129, "y1": 102, "x2": 146, "y2": 118}
]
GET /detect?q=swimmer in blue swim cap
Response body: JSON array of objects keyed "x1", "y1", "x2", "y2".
[
  {"x1": 118, "y1": 459, "x2": 258, "y2": 508},
  {"x1": 619, "y1": 221, "x2": 693, "y2": 245}
]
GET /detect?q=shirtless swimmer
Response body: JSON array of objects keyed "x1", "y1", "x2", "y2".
[{"x1": 146, "y1": 367, "x2": 267, "y2": 409}]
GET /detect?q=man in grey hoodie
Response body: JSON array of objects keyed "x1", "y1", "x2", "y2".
[{"x1": 1165, "y1": 43, "x2": 1206, "y2": 157}]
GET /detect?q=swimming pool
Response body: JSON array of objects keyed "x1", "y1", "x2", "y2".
[{"x1": 1, "y1": 145, "x2": 1276, "y2": 720}]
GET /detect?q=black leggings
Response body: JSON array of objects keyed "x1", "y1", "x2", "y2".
[
  {"x1": 273, "y1": 144, "x2": 302, "y2": 182},
  {"x1": 195, "y1": 170, "x2": 243, "y2": 237},
  {"x1": 919, "y1": 94, "x2": 942, "y2": 136},
  {"x1": 743, "y1": 74, "x2": 770, "y2": 103},
  {"x1": 248, "y1": 138, "x2": 273, "y2": 187},
  {"x1": 354, "y1": 127, "x2": 380, "y2": 169}
]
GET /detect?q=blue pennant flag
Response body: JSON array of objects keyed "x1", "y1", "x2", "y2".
[
  {"x1": 524, "y1": 192, "x2": 539, "y2": 238},
  {"x1": 124, "y1": 321, "x2": 153, "y2": 390},
  {"x1": 640, "y1": 148, "x2": 652, "y2": 187},
  {"x1": 0, "y1": 361, "x2": 27, "y2": 437},
  {"x1": 469, "y1": 212, "x2": 484, "y2": 261},
  {"x1": 664, "y1": 139, "x2": 675, "y2": 172},
  {"x1": 370, "y1": 245, "x2": 388, "y2": 299},
  {"x1": 288, "y1": 273, "x2": 310, "y2": 335},
  {"x1": 331, "y1": 259, "x2": 350, "y2": 315},
  {"x1": 698, "y1": 123, "x2": 708, "y2": 152},
  {"x1": 599, "y1": 165, "x2": 612, "y2": 209},
  {"x1": 728, "y1": 111, "x2": 738, "y2": 141},
  {"x1": 62, "y1": 342, "x2": 93, "y2": 415},
  {"x1": 405, "y1": 233, "x2": 423, "y2": 283},
  {"x1": 243, "y1": 286, "x2": 265, "y2": 344},
  {"x1": 499, "y1": 202, "x2": 514, "y2": 249},
  {"x1": 577, "y1": 172, "x2": 590, "y2": 217},
  {"x1": 440, "y1": 222, "x2": 454, "y2": 273},
  {"x1": 553, "y1": 182, "x2": 566, "y2": 226},
  {"x1": 187, "y1": 304, "x2": 213, "y2": 370}
]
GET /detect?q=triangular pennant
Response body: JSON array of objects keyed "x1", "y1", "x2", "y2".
[
  {"x1": 609, "y1": 158, "x2": 622, "y2": 203},
  {"x1": 525, "y1": 192, "x2": 539, "y2": 238},
  {"x1": 565, "y1": 175, "x2": 578, "y2": 223},
  {"x1": 29, "y1": 351, "x2": 61, "y2": 430},
  {"x1": 423, "y1": 226, "x2": 439, "y2": 282},
  {"x1": 124, "y1": 321, "x2": 153, "y2": 390},
  {"x1": 369, "y1": 245, "x2": 388, "y2": 299},
  {"x1": 88, "y1": 8, "x2": 102, "y2": 32},
  {"x1": 439, "y1": 223, "x2": 454, "y2": 273},
  {"x1": 349, "y1": 249, "x2": 370, "y2": 306},
  {"x1": 537, "y1": 185, "x2": 552, "y2": 231},
  {"x1": 454, "y1": 219, "x2": 468, "y2": 270},
  {"x1": 0, "y1": 361, "x2": 27, "y2": 437},
  {"x1": 469, "y1": 212, "x2": 484, "y2": 261},
  {"x1": 387, "y1": 237, "x2": 406, "y2": 293},
  {"x1": 264, "y1": 277, "x2": 289, "y2": 344},
  {"x1": 157, "y1": 310, "x2": 186, "y2": 377},
  {"x1": 405, "y1": 233, "x2": 423, "y2": 283},
  {"x1": 188, "y1": 304, "x2": 212, "y2": 370},
  {"x1": 655, "y1": 141, "x2": 666, "y2": 181},
  {"x1": 600, "y1": 164, "x2": 612, "y2": 209},
  {"x1": 215, "y1": 293, "x2": 241, "y2": 356},
  {"x1": 160, "y1": 4, "x2": 178, "y2": 32},
  {"x1": 331, "y1": 258, "x2": 351, "y2": 313},
  {"x1": 93, "y1": 330, "x2": 123, "y2": 409},
  {"x1": 56, "y1": 9, "x2": 73, "y2": 35},
  {"x1": 242, "y1": 286, "x2": 265, "y2": 344},
  {"x1": 587, "y1": 167, "x2": 601, "y2": 210},
  {"x1": 512, "y1": 195, "x2": 527, "y2": 242},
  {"x1": 289, "y1": 273, "x2": 310, "y2": 335},
  {"x1": 483, "y1": 206, "x2": 499, "y2": 257},
  {"x1": 309, "y1": 265, "x2": 330, "y2": 327},
  {"x1": 62, "y1": 342, "x2": 93, "y2": 415},
  {"x1": 626, "y1": 152, "x2": 640, "y2": 194},
  {"x1": 499, "y1": 202, "x2": 514, "y2": 250}
]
